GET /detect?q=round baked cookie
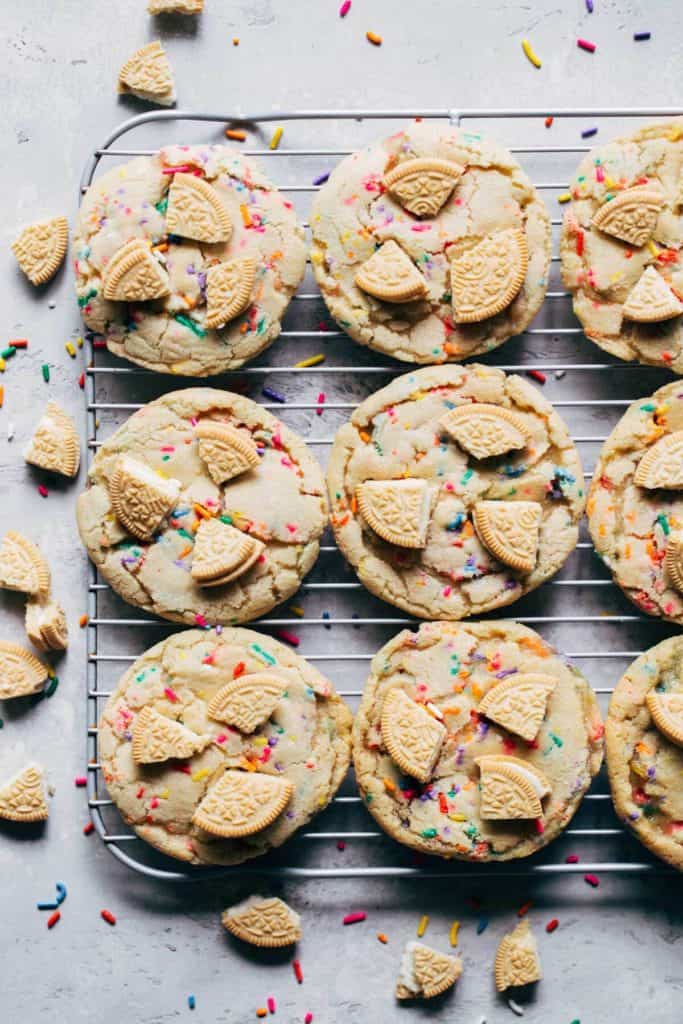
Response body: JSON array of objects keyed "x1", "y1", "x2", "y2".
[
  {"x1": 327, "y1": 364, "x2": 585, "y2": 620},
  {"x1": 606, "y1": 636, "x2": 683, "y2": 870},
  {"x1": 310, "y1": 123, "x2": 551, "y2": 364},
  {"x1": 77, "y1": 388, "x2": 327, "y2": 626},
  {"x1": 99, "y1": 628, "x2": 353, "y2": 866},
  {"x1": 560, "y1": 120, "x2": 683, "y2": 372},
  {"x1": 353, "y1": 620, "x2": 604, "y2": 862},
  {"x1": 588, "y1": 380, "x2": 683, "y2": 623},
  {"x1": 73, "y1": 144, "x2": 306, "y2": 375}
]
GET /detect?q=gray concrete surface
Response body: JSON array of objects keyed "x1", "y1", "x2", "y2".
[{"x1": 1, "y1": 1, "x2": 683, "y2": 1021}]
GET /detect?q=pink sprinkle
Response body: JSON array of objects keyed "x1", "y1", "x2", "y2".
[
  {"x1": 337, "y1": 840, "x2": 346, "y2": 851},
  {"x1": 190, "y1": 417, "x2": 198, "y2": 426},
  {"x1": 343, "y1": 911, "x2": 367, "y2": 925},
  {"x1": 316, "y1": 392, "x2": 326, "y2": 416},
  {"x1": 37, "y1": 485, "x2": 49, "y2": 498},
  {"x1": 566, "y1": 853, "x2": 580, "y2": 863},
  {"x1": 260, "y1": 746, "x2": 272, "y2": 763},
  {"x1": 149, "y1": 797, "x2": 159, "y2": 809},
  {"x1": 74, "y1": 776, "x2": 87, "y2": 787},
  {"x1": 339, "y1": 0, "x2": 351, "y2": 15},
  {"x1": 410, "y1": 223, "x2": 432, "y2": 232},
  {"x1": 277, "y1": 629, "x2": 300, "y2": 647},
  {"x1": 216, "y1": 734, "x2": 228, "y2": 744},
  {"x1": 267, "y1": 997, "x2": 276, "y2": 1014},
  {"x1": 442, "y1": 586, "x2": 452, "y2": 598},
  {"x1": 195, "y1": 613, "x2": 208, "y2": 628},
  {"x1": 305, "y1": 1015, "x2": 313, "y2": 1024},
  {"x1": 160, "y1": 445, "x2": 175, "y2": 453},
  {"x1": 577, "y1": 37, "x2": 596, "y2": 52},
  {"x1": 285, "y1": 523, "x2": 298, "y2": 534},
  {"x1": 164, "y1": 686, "x2": 179, "y2": 703},
  {"x1": 534, "y1": 818, "x2": 545, "y2": 834},
  {"x1": 584, "y1": 873, "x2": 600, "y2": 887},
  {"x1": 162, "y1": 164, "x2": 192, "y2": 174},
  {"x1": 595, "y1": 165, "x2": 605, "y2": 183}
]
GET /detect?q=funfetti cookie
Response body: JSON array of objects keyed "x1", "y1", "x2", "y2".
[
  {"x1": 561, "y1": 120, "x2": 683, "y2": 372},
  {"x1": 98, "y1": 628, "x2": 352, "y2": 866},
  {"x1": 73, "y1": 145, "x2": 306, "y2": 376},
  {"x1": 310, "y1": 123, "x2": 551, "y2": 364},
  {"x1": 353, "y1": 621, "x2": 603, "y2": 863},
  {"x1": 77, "y1": 388, "x2": 327, "y2": 627},
  {"x1": 327, "y1": 364, "x2": 584, "y2": 621},
  {"x1": 588, "y1": 380, "x2": 683, "y2": 624},
  {"x1": 606, "y1": 636, "x2": 683, "y2": 871}
]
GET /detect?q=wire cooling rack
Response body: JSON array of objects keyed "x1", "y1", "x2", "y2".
[{"x1": 83, "y1": 107, "x2": 682, "y2": 882}]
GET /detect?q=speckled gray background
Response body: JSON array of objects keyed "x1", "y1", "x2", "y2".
[{"x1": 1, "y1": 1, "x2": 683, "y2": 1021}]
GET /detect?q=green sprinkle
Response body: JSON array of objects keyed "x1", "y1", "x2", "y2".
[
  {"x1": 249, "y1": 643, "x2": 276, "y2": 666},
  {"x1": 464, "y1": 825, "x2": 478, "y2": 840},
  {"x1": 421, "y1": 828, "x2": 438, "y2": 838},
  {"x1": 177, "y1": 527, "x2": 194, "y2": 541},
  {"x1": 460, "y1": 468, "x2": 473, "y2": 486},
  {"x1": 640, "y1": 402, "x2": 656, "y2": 413},
  {"x1": 42, "y1": 363, "x2": 50, "y2": 382},
  {"x1": 549, "y1": 731, "x2": 564, "y2": 748},
  {"x1": 0, "y1": 717, "x2": 4, "y2": 729},
  {"x1": 365, "y1": 793, "x2": 373, "y2": 804},
  {"x1": 161, "y1": 455, "x2": 170, "y2": 462},
  {"x1": 136, "y1": 672, "x2": 147, "y2": 683},
  {"x1": 219, "y1": 515, "x2": 233, "y2": 525},
  {"x1": 1, "y1": 346, "x2": 17, "y2": 359},
  {"x1": 155, "y1": 196, "x2": 169, "y2": 215},
  {"x1": 77, "y1": 288, "x2": 97, "y2": 308},
  {"x1": 174, "y1": 313, "x2": 206, "y2": 338},
  {"x1": 44, "y1": 676, "x2": 59, "y2": 698},
  {"x1": 657, "y1": 513, "x2": 670, "y2": 536}
]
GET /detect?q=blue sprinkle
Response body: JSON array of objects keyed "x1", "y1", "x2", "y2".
[
  {"x1": 322, "y1": 610, "x2": 331, "y2": 630},
  {"x1": 633, "y1": 31, "x2": 651, "y2": 41},
  {"x1": 37, "y1": 901, "x2": 59, "y2": 910},
  {"x1": 56, "y1": 883, "x2": 67, "y2": 905},
  {"x1": 477, "y1": 916, "x2": 489, "y2": 935},
  {"x1": 581, "y1": 126, "x2": 598, "y2": 139},
  {"x1": 188, "y1": 994, "x2": 196, "y2": 1010},
  {"x1": 313, "y1": 171, "x2": 330, "y2": 186},
  {"x1": 262, "y1": 386, "x2": 286, "y2": 403}
]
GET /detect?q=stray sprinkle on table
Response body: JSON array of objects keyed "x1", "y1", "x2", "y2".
[
  {"x1": 416, "y1": 914, "x2": 429, "y2": 937},
  {"x1": 521, "y1": 38, "x2": 541, "y2": 68}
]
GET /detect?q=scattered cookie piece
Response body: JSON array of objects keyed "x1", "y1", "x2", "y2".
[
  {"x1": 473, "y1": 500, "x2": 541, "y2": 572},
  {"x1": 0, "y1": 531, "x2": 51, "y2": 598},
  {"x1": 166, "y1": 172, "x2": 232, "y2": 243},
  {"x1": 24, "y1": 401, "x2": 80, "y2": 479},
  {"x1": 356, "y1": 478, "x2": 431, "y2": 548},
  {"x1": 192, "y1": 769, "x2": 293, "y2": 838},
  {"x1": 381, "y1": 689, "x2": 446, "y2": 783},
  {"x1": 495, "y1": 919, "x2": 542, "y2": 992},
  {"x1": 132, "y1": 705, "x2": 211, "y2": 764},
  {"x1": 476, "y1": 755, "x2": 551, "y2": 820},
  {"x1": 355, "y1": 240, "x2": 427, "y2": 303},
  {"x1": 207, "y1": 674, "x2": 285, "y2": 733},
  {"x1": 102, "y1": 239, "x2": 171, "y2": 302},
  {"x1": 591, "y1": 186, "x2": 664, "y2": 246},
  {"x1": 0, "y1": 764, "x2": 49, "y2": 822},
  {"x1": 191, "y1": 518, "x2": 265, "y2": 587},
  {"x1": 665, "y1": 533, "x2": 683, "y2": 592},
  {"x1": 634, "y1": 430, "x2": 683, "y2": 489},
  {"x1": 645, "y1": 691, "x2": 683, "y2": 748},
  {"x1": 148, "y1": 0, "x2": 203, "y2": 11},
  {"x1": 477, "y1": 674, "x2": 557, "y2": 742},
  {"x1": 204, "y1": 258, "x2": 256, "y2": 329},
  {"x1": 12, "y1": 217, "x2": 68, "y2": 286},
  {"x1": 25, "y1": 600, "x2": 69, "y2": 652},
  {"x1": 117, "y1": 40, "x2": 176, "y2": 106},
  {"x1": 383, "y1": 158, "x2": 464, "y2": 218},
  {"x1": 221, "y1": 895, "x2": 301, "y2": 948},
  {"x1": 451, "y1": 228, "x2": 528, "y2": 323},
  {"x1": 109, "y1": 455, "x2": 181, "y2": 541},
  {"x1": 395, "y1": 941, "x2": 462, "y2": 1000},
  {"x1": 194, "y1": 421, "x2": 260, "y2": 485},
  {"x1": 439, "y1": 403, "x2": 529, "y2": 461},
  {"x1": 622, "y1": 266, "x2": 683, "y2": 322},
  {"x1": 0, "y1": 641, "x2": 49, "y2": 699}
]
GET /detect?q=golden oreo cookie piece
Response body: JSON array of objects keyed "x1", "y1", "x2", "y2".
[
  {"x1": 495, "y1": 919, "x2": 542, "y2": 992},
  {"x1": 0, "y1": 641, "x2": 49, "y2": 699},
  {"x1": 148, "y1": 0, "x2": 203, "y2": 11},
  {"x1": 166, "y1": 172, "x2": 232, "y2": 244},
  {"x1": 356, "y1": 478, "x2": 432, "y2": 549},
  {"x1": 476, "y1": 755, "x2": 551, "y2": 820},
  {"x1": 221, "y1": 895, "x2": 301, "y2": 948},
  {"x1": 0, "y1": 531, "x2": 51, "y2": 598},
  {"x1": 109, "y1": 455, "x2": 181, "y2": 541},
  {"x1": 451, "y1": 228, "x2": 528, "y2": 323},
  {"x1": 131, "y1": 705, "x2": 211, "y2": 764},
  {"x1": 25, "y1": 600, "x2": 69, "y2": 653},
  {"x1": 117, "y1": 40, "x2": 176, "y2": 106},
  {"x1": 195, "y1": 420, "x2": 260, "y2": 485},
  {"x1": 665, "y1": 533, "x2": 683, "y2": 593},
  {"x1": 645, "y1": 691, "x2": 683, "y2": 748},
  {"x1": 204, "y1": 258, "x2": 256, "y2": 329},
  {"x1": 622, "y1": 266, "x2": 683, "y2": 323},
  {"x1": 591, "y1": 186, "x2": 664, "y2": 246},
  {"x1": 439, "y1": 403, "x2": 529, "y2": 461},
  {"x1": 207, "y1": 674, "x2": 285, "y2": 733},
  {"x1": 190, "y1": 518, "x2": 265, "y2": 587},
  {"x1": 24, "y1": 401, "x2": 80, "y2": 479},
  {"x1": 102, "y1": 239, "x2": 171, "y2": 302},
  {"x1": 380, "y1": 689, "x2": 446, "y2": 784},
  {"x1": 12, "y1": 217, "x2": 68, "y2": 286},
  {"x1": 0, "y1": 764, "x2": 49, "y2": 823},
  {"x1": 634, "y1": 430, "x2": 683, "y2": 490},
  {"x1": 383, "y1": 157, "x2": 464, "y2": 218},
  {"x1": 192, "y1": 769, "x2": 293, "y2": 838},
  {"x1": 396, "y1": 941, "x2": 463, "y2": 1000},
  {"x1": 354, "y1": 240, "x2": 427, "y2": 303},
  {"x1": 477, "y1": 674, "x2": 557, "y2": 742},
  {"x1": 473, "y1": 500, "x2": 541, "y2": 573}
]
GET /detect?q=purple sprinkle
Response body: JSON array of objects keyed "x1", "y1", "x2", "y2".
[
  {"x1": 186, "y1": 263, "x2": 196, "y2": 275},
  {"x1": 582, "y1": 126, "x2": 598, "y2": 139},
  {"x1": 215, "y1": 624, "x2": 223, "y2": 635},
  {"x1": 585, "y1": 0, "x2": 593, "y2": 10},
  {"x1": 629, "y1": 811, "x2": 640, "y2": 821},
  {"x1": 313, "y1": 171, "x2": 330, "y2": 186},
  {"x1": 268, "y1": 736, "x2": 278, "y2": 747},
  {"x1": 495, "y1": 668, "x2": 518, "y2": 680},
  {"x1": 633, "y1": 31, "x2": 651, "y2": 41},
  {"x1": 262, "y1": 386, "x2": 286, "y2": 403},
  {"x1": 504, "y1": 579, "x2": 519, "y2": 591}
]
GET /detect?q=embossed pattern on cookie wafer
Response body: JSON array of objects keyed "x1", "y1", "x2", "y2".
[
  {"x1": 439, "y1": 403, "x2": 529, "y2": 461},
  {"x1": 132, "y1": 705, "x2": 210, "y2": 764},
  {"x1": 24, "y1": 401, "x2": 80, "y2": 478},
  {"x1": 191, "y1": 518, "x2": 265, "y2": 587},
  {"x1": 476, "y1": 755, "x2": 551, "y2": 820},
  {"x1": 221, "y1": 896, "x2": 301, "y2": 948},
  {"x1": 622, "y1": 266, "x2": 683, "y2": 323},
  {"x1": 473, "y1": 500, "x2": 541, "y2": 572},
  {"x1": 0, "y1": 531, "x2": 51, "y2": 597},
  {"x1": 204, "y1": 258, "x2": 256, "y2": 329},
  {"x1": 645, "y1": 691, "x2": 683, "y2": 748},
  {"x1": 383, "y1": 158, "x2": 464, "y2": 218},
  {"x1": 166, "y1": 172, "x2": 232, "y2": 243},
  {"x1": 591, "y1": 186, "x2": 664, "y2": 246},
  {"x1": 0, "y1": 764, "x2": 48, "y2": 823},
  {"x1": 477, "y1": 674, "x2": 557, "y2": 741},
  {"x1": 0, "y1": 641, "x2": 49, "y2": 700},
  {"x1": 117, "y1": 40, "x2": 175, "y2": 105},
  {"x1": 665, "y1": 533, "x2": 683, "y2": 593},
  {"x1": 207, "y1": 674, "x2": 285, "y2": 733},
  {"x1": 195, "y1": 421, "x2": 259, "y2": 485},
  {"x1": 380, "y1": 689, "x2": 446, "y2": 783},
  {"x1": 192, "y1": 769, "x2": 293, "y2": 838},
  {"x1": 634, "y1": 430, "x2": 683, "y2": 489},
  {"x1": 148, "y1": 0, "x2": 203, "y2": 11},
  {"x1": 11, "y1": 217, "x2": 68, "y2": 286},
  {"x1": 494, "y1": 919, "x2": 542, "y2": 992},
  {"x1": 354, "y1": 240, "x2": 427, "y2": 303},
  {"x1": 102, "y1": 239, "x2": 171, "y2": 302},
  {"x1": 25, "y1": 600, "x2": 69, "y2": 653},
  {"x1": 356, "y1": 478, "x2": 431, "y2": 548},
  {"x1": 450, "y1": 228, "x2": 528, "y2": 323},
  {"x1": 109, "y1": 455, "x2": 181, "y2": 541},
  {"x1": 396, "y1": 941, "x2": 463, "y2": 1000}
]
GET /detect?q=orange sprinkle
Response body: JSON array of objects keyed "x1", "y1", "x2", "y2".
[
  {"x1": 0, "y1": 385, "x2": 4, "y2": 408},
  {"x1": 366, "y1": 30, "x2": 382, "y2": 45},
  {"x1": 383, "y1": 777, "x2": 397, "y2": 793},
  {"x1": 178, "y1": 545, "x2": 193, "y2": 559},
  {"x1": 359, "y1": 430, "x2": 371, "y2": 443},
  {"x1": 193, "y1": 503, "x2": 213, "y2": 520},
  {"x1": 232, "y1": 37, "x2": 240, "y2": 45},
  {"x1": 225, "y1": 129, "x2": 247, "y2": 141},
  {"x1": 240, "y1": 204, "x2": 252, "y2": 228},
  {"x1": 79, "y1": 614, "x2": 88, "y2": 628},
  {"x1": 151, "y1": 242, "x2": 169, "y2": 253},
  {"x1": 519, "y1": 635, "x2": 550, "y2": 657},
  {"x1": 350, "y1": 495, "x2": 358, "y2": 514},
  {"x1": 377, "y1": 932, "x2": 388, "y2": 944}
]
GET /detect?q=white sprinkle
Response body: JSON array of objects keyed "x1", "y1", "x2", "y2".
[
  {"x1": 554, "y1": 369, "x2": 566, "y2": 380},
  {"x1": 508, "y1": 999, "x2": 525, "y2": 1016},
  {"x1": 48, "y1": 301, "x2": 56, "y2": 309},
  {"x1": 7, "y1": 423, "x2": 14, "y2": 442}
]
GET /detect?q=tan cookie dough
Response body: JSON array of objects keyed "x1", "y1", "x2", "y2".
[
  {"x1": 606, "y1": 636, "x2": 683, "y2": 870},
  {"x1": 327, "y1": 364, "x2": 585, "y2": 620},
  {"x1": 353, "y1": 621, "x2": 603, "y2": 862},
  {"x1": 310, "y1": 123, "x2": 551, "y2": 364},
  {"x1": 561, "y1": 120, "x2": 683, "y2": 372},
  {"x1": 588, "y1": 380, "x2": 683, "y2": 623},
  {"x1": 73, "y1": 145, "x2": 306, "y2": 375},
  {"x1": 99, "y1": 628, "x2": 352, "y2": 865},
  {"x1": 77, "y1": 388, "x2": 327, "y2": 626}
]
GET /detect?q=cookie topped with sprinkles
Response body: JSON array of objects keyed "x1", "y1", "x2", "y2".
[
  {"x1": 310, "y1": 123, "x2": 551, "y2": 364},
  {"x1": 73, "y1": 145, "x2": 306, "y2": 376},
  {"x1": 77, "y1": 388, "x2": 327, "y2": 626}
]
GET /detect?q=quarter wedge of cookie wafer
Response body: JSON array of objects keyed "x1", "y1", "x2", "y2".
[
  {"x1": 476, "y1": 755, "x2": 551, "y2": 820},
  {"x1": 102, "y1": 239, "x2": 171, "y2": 302},
  {"x1": 221, "y1": 895, "x2": 301, "y2": 948},
  {"x1": 355, "y1": 240, "x2": 427, "y2": 302},
  {"x1": 439, "y1": 403, "x2": 529, "y2": 461},
  {"x1": 450, "y1": 228, "x2": 528, "y2": 323},
  {"x1": 204, "y1": 258, "x2": 256, "y2": 329},
  {"x1": 0, "y1": 764, "x2": 49, "y2": 822},
  {"x1": 194, "y1": 420, "x2": 260, "y2": 485},
  {"x1": 109, "y1": 455, "x2": 181, "y2": 541},
  {"x1": 495, "y1": 919, "x2": 542, "y2": 992},
  {"x1": 356, "y1": 478, "x2": 432, "y2": 548},
  {"x1": 24, "y1": 401, "x2": 80, "y2": 479},
  {"x1": 207, "y1": 674, "x2": 285, "y2": 733},
  {"x1": 191, "y1": 518, "x2": 265, "y2": 587},
  {"x1": 622, "y1": 266, "x2": 683, "y2": 323},
  {"x1": 395, "y1": 942, "x2": 462, "y2": 1000},
  {"x1": 0, "y1": 531, "x2": 51, "y2": 598},
  {"x1": 25, "y1": 600, "x2": 69, "y2": 653},
  {"x1": 591, "y1": 186, "x2": 664, "y2": 246},
  {"x1": 634, "y1": 430, "x2": 683, "y2": 489},
  {"x1": 166, "y1": 172, "x2": 232, "y2": 243},
  {"x1": 132, "y1": 706, "x2": 211, "y2": 764},
  {"x1": 477, "y1": 674, "x2": 557, "y2": 742},
  {"x1": 380, "y1": 689, "x2": 446, "y2": 783},
  {"x1": 12, "y1": 217, "x2": 68, "y2": 286},
  {"x1": 383, "y1": 158, "x2": 464, "y2": 218},
  {"x1": 117, "y1": 40, "x2": 176, "y2": 106},
  {"x1": 473, "y1": 500, "x2": 541, "y2": 572},
  {"x1": 192, "y1": 769, "x2": 293, "y2": 838},
  {"x1": 0, "y1": 641, "x2": 49, "y2": 699}
]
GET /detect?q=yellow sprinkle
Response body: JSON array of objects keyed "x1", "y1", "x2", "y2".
[
  {"x1": 647, "y1": 240, "x2": 660, "y2": 257},
  {"x1": 449, "y1": 920, "x2": 460, "y2": 947},
  {"x1": 295, "y1": 353, "x2": 326, "y2": 368},
  {"x1": 76, "y1": 336, "x2": 84, "y2": 348},
  {"x1": 252, "y1": 735, "x2": 268, "y2": 747},
  {"x1": 269, "y1": 126, "x2": 284, "y2": 151},
  {"x1": 416, "y1": 914, "x2": 429, "y2": 938},
  {"x1": 605, "y1": 176, "x2": 616, "y2": 188},
  {"x1": 160, "y1": 788, "x2": 170, "y2": 799},
  {"x1": 521, "y1": 38, "x2": 542, "y2": 69},
  {"x1": 289, "y1": 604, "x2": 305, "y2": 617},
  {"x1": 448, "y1": 813, "x2": 467, "y2": 822},
  {"x1": 0, "y1": 358, "x2": 5, "y2": 373},
  {"x1": 668, "y1": 125, "x2": 683, "y2": 142},
  {"x1": 65, "y1": 341, "x2": 76, "y2": 358},
  {"x1": 557, "y1": 192, "x2": 572, "y2": 204},
  {"x1": 191, "y1": 768, "x2": 210, "y2": 783},
  {"x1": 240, "y1": 204, "x2": 252, "y2": 228}
]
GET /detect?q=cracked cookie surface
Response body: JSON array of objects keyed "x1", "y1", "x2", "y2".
[
  {"x1": 73, "y1": 145, "x2": 306, "y2": 375},
  {"x1": 353, "y1": 621, "x2": 603, "y2": 862},
  {"x1": 77, "y1": 388, "x2": 327, "y2": 626},
  {"x1": 327, "y1": 364, "x2": 584, "y2": 620},
  {"x1": 310, "y1": 123, "x2": 551, "y2": 364},
  {"x1": 99, "y1": 628, "x2": 352, "y2": 865}
]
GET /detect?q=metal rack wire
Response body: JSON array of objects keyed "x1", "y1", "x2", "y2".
[{"x1": 84, "y1": 107, "x2": 682, "y2": 882}]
